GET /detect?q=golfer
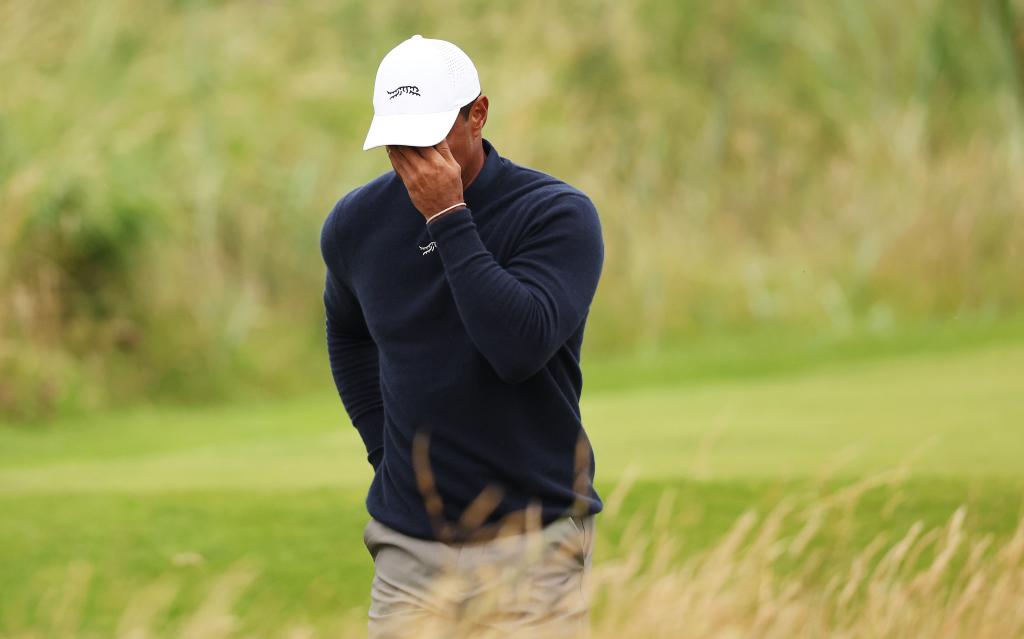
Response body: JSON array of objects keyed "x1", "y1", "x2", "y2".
[{"x1": 320, "y1": 35, "x2": 605, "y2": 637}]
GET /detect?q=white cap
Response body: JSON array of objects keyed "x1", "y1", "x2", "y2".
[{"x1": 362, "y1": 35, "x2": 481, "y2": 151}]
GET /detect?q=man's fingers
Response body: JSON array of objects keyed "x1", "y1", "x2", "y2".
[
  {"x1": 389, "y1": 146, "x2": 419, "y2": 174},
  {"x1": 421, "y1": 145, "x2": 449, "y2": 166},
  {"x1": 434, "y1": 140, "x2": 458, "y2": 165},
  {"x1": 388, "y1": 145, "x2": 410, "y2": 163},
  {"x1": 406, "y1": 145, "x2": 448, "y2": 169},
  {"x1": 389, "y1": 142, "x2": 458, "y2": 187},
  {"x1": 387, "y1": 146, "x2": 415, "y2": 184},
  {"x1": 392, "y1": 145, "x2": 429, "y2": 173},
  {"x1": 386, "y1": 145, "x2": 403, "y2": 170},
  {"x1": 427, "y1": 141, "x2": 461, "y2": 172},
  {"x1": 394, "y1": 145, "x2": 428, "y2": 161}
]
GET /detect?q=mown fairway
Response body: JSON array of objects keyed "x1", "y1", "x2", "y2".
[{"x1": 2, "y1": 332, "x2": 1022, "y2": 636}]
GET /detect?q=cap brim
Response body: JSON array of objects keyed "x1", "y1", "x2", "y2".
[{"x1": 362, "y1": 109, "x2": 461, "y2": 151}]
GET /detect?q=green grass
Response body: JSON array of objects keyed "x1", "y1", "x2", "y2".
[
  {"x1": 2, "y1": 323, "x2": 1022, "y2": 490},
  {"x1": 1, "y1": 329, "x2": 1023, "y2": 636}
]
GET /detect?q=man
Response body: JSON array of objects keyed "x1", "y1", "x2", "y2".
[{"x1": 320, "y1": 34, "x2": 605, "y2": 637}]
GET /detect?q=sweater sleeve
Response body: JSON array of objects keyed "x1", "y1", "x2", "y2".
[
  {"x1": 320, "y1": 208, "x2": 385, "y2": 470},
  {"x1": 425, "y1": 193, "x2": 604, "y2": 384}
]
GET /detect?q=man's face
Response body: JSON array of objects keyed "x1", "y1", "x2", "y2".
[{"x1": 442, "y1": 95, "x2": 488, "y2": 170}]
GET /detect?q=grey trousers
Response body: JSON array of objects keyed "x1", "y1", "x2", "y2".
[{"x1": 363, "y1": 514, "x2": 596, "y2": 638}]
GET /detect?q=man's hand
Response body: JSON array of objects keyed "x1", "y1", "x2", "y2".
[{"x1": 386, "y1": 141, "x2": 464, "y2": 222}]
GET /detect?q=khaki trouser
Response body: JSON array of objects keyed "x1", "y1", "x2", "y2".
[{"x1": 363, "y1": 514, "x2": 596, "y2": 638}]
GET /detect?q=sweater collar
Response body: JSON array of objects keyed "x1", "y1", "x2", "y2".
[{"x1": 465, "y1": 138, "x2": 502, "y2": 208}]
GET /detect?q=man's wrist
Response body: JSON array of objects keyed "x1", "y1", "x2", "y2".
[{"x1": 426, "y1": 202, "x2": 467, "y2": 225}]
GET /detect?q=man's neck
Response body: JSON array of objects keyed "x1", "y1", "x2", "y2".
[{"x1": 461, "y1": 140, "x2": 486, "y2": 191}]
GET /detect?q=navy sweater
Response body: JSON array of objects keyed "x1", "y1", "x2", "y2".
[{"x1": 320, "y1": 138, "x2": 604, "y2": 541}]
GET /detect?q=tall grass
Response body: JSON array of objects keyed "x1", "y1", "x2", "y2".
[
  {"x1": 2, "y1": 0, "x2": 1022, "y2": 416},
  {"x1": 5, "y1": 476, "x2": 1023, "y2": 638}
]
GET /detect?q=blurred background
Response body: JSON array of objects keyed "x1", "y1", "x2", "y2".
[{"x1": 1, "y1": 0, "x2": 1022, "y2": 637}]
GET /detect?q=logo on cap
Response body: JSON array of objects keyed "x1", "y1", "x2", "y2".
[{"x1": 387, "y1": 85, "x2": 421, "y2": 100}]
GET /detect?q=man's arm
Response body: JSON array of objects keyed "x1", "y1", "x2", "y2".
[
  {"x1": 424, "y1": 194, "x2": 604, "y2": 384},
  {"x1": 321, "y1": 209, "x2": 385, "y2": 469}
]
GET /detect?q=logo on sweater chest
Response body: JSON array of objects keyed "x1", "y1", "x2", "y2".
[{"x1": 419, "y1": 241, "x2": 438, "y2": 256}]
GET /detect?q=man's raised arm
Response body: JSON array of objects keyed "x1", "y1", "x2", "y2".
[{"x1": 425, "y1": 193, "x2": 604, "y2": 384}]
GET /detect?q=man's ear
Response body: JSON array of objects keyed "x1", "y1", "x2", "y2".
[{"x1": 471, "y1": 95, "x2": 489, "y2": 137}]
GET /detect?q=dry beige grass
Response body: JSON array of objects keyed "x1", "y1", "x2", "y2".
[{"x1": 8, "y1": 475, "x2": 1023, "y2": 639}]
